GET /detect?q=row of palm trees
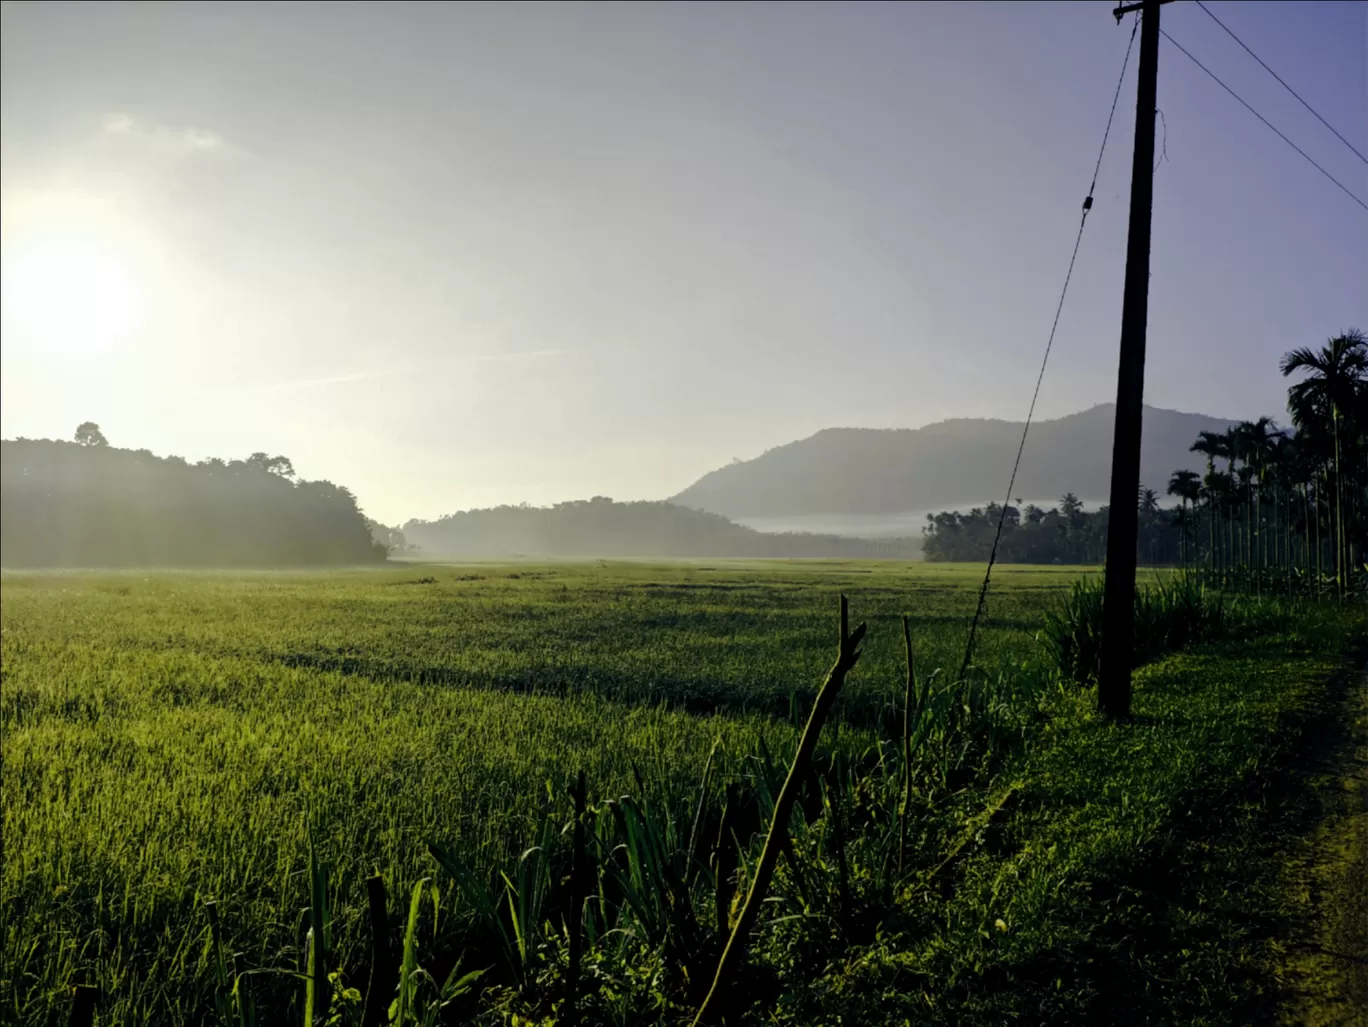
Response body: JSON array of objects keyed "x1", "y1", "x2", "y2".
[{"x1": 1166, "y1": 330, "x2": 1366, "y2": 596}]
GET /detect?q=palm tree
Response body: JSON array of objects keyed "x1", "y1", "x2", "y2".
[
  {"x1": 1168, "y1": 470, "x2": 1202, "y2": 569},
  {"x1": 1223, "y1": 425, "x2": 1245, "y2": 575},
  {"x1": 1268, "y1": 432, "x2": 1301, "y2": 594},
  {"x1": 1191, "y1": 431, "x2": 1230, "y2": 576},
  {"x1": 1239, "y1": 416, "x2": 1282, "y2": 591},
  {"x1": 1136, "y1": 487, "x2": 1161, "y2": 564},
  {"x1": 1282, "y1": 330, "x2": 1368, "y2": 593}
]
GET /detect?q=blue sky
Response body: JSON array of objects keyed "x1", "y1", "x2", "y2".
[{"x1": 2, "y1": 1, "x2": 1364, "y2": 523}]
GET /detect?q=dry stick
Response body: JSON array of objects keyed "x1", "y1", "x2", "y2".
[
  {"x1": 565, "y1": 769, "x2": 587, "y2": 1027},
  {"x1": 693, "y1": 595, "x2": 866, "y2": 1026},
  {"x1": 898, "y1": 617, "x2": 916, "y2": 875},
  {"x1": 68, "y1": 985, "x2": 98, "y2": 1027},
  {"x1": 361, "y1": 875, "x2": 393, "y2": 1027}
]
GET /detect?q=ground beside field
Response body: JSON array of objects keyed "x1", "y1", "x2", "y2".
[{"x1": 1276, "y1": 664, "x2": 1368, "y2": 1027}]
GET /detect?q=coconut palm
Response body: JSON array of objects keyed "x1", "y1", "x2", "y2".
[
  {"x1": 1190, "y1": 431, "x2": 1230, "y2": 575},
  {"x1": 1281, "y1": 330, "x2": 1368, "y2": 592},
  {"x1": 1223, "y1": 425, "x2": 1246, "y2": 575},
  {"x1": 1267, "y1": 432, "x2": 1302, "y2": 593},
  {"x1": 1167, "y1": 470, "x2": 1201, "y2": 568},
  {"x1": 1239, "y1": 416, "x2": 1282, "y2": 589}
]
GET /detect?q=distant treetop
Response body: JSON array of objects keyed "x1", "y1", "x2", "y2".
[{"x1": 74, "y1": 421, "x2": 108, "y2": 447}]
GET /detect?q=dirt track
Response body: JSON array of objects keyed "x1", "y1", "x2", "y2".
[{"x1": 1281, "y1": 667, "x2": 1368, "y2": 1027}]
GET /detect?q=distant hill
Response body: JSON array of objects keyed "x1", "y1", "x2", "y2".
[
  {"x1": 1, "y1": 438, "x2": 386, "y2": 567},
  {"x1": 670, "y1": 404, "x2": 1240, "y2": 519},
  {"x1": 403, "y1": 498, "x2": 919, "y2": 559}
]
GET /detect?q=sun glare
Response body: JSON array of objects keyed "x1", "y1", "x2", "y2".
[{"x1": 3, "y1": 242, "x2": 140, "y2": 354}]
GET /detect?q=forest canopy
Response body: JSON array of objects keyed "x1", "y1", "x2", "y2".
[{"x1": 1, "y1": 429, "x2": 387, "y2": 567}]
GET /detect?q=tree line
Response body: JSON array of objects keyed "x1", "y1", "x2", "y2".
[
  {"x1": 404, "y1": 497, "x2": 923, "y2": 559},
  {"x1": 1, "y1": 425, "x2": 388, "y2": 567},
  {"x1": 922, "y1": 330, "x2": 1367, "y2": 594},
  {"x1": 1169, "y1": 330, "x2": 1366, "y2": 595},
  {"x1": 920, "y1": 490, "x2": 1180, "y2": 565}
]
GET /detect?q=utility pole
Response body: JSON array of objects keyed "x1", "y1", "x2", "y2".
[{"x1": 1098, "y1": 0, "x2": 1171, "y2": 719}]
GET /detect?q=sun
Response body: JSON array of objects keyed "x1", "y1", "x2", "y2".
[{"x1": 3, "y1": 242, "x2": 140, "y2": 354}]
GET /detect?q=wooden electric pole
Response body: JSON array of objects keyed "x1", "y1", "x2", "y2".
[{"x1": 1098, "y1": 0, "x2": 1171, "y2": 719}]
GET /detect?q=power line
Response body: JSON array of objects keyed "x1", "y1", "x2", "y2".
[
  {"x1": 1089, "y1": 15, "x2": 1142, "y2": 197},
  {"x1": 1194, "y1": 0, "x2": 1367, "y2": 165},
  {"x1": 957, "y1": 16, "x2": 1139, "y2": 683},
  {"x1": 1160, "y1": 28, "x2": 1368, "y2": 212}
]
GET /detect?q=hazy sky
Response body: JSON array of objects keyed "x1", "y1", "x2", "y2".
[{"x1": 2, "y1": 1, "x2": 1364, "y2": 524}]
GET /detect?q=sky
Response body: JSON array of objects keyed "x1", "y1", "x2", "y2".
[{"x1": 2, "y1": 1, "x2": 1364, "y2": 525}]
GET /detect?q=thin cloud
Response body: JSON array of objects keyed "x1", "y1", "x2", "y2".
[
  {"x1": 101, "y1": 112, "x2": 234, "y2": 155},
  {"x1": 250, "y1": 349, "x2": 570, "y2": 394}
]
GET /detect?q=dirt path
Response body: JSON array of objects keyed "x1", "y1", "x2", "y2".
[{"x1": 1281, "y1": 667, "x2": 1368, "y2": 1027}]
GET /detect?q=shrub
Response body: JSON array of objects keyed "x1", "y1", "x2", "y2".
[{"x1": 1039, "y1": 572, "x2": 1243, "y2": 685}]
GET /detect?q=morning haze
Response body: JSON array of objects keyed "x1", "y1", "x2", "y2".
[{"x1": 2, "y1": 1, "x2": 1363, "y2": 526}]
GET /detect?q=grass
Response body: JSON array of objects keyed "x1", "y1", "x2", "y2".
[
  {"x1": 1038, "y1": 571, "x2": 1285, "y2": 685},
  {"x1": 1, "y1": 561, "x2": 1360, "y2": 1024},
  {"x1": 0, "y1": 562, "x2": 1070, "y2": 728},
  {"x1": 804, "y1": 614, "x2": 1365, "y2": 1025},
  {"x1": 0, "y1": 561, "x2": 1054, "y2": 1024}
]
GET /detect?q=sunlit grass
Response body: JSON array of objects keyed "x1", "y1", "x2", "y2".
[
  {"x1": 1, "y1": 561, "x2": 1056, "y2": 1023},
  {"x1": 2, "y1": 562, "x2": 1356, "y2": 1024}
]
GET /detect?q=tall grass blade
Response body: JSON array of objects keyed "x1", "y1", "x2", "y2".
[{"x1": 395, "y1": 877, "x2": 430, "y2": 1025}]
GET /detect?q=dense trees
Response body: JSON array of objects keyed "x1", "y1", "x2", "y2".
[
  {"x1": 920, "y1": 492, "x2": 1181, "y2": 565},
  {"x1": 1181, "y1": 331, "x2": 1367, "y2": 594},
  {"x1": 923, "y1": 330, "x2": 1367, "y2": 590},
  {"x1": 404, "y1": 497, "x2": 922, "y2": 559},
  {"x1": 1, "y1": 430, "x2": 386, "y2": 567}
]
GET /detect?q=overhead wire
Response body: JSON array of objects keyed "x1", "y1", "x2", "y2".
[
  {"x1": 956, "y1": 15, "x2": 1139, "y2": 683},
  {"x1": 1160, "y1": 28, "x2": 1368, "y2": 211},
  {"x1": 1194, "y1": 0, "x2": 1367, "y2": 165},
  {"x1": 959, "y1": 6, "x2": 1364, "y2": 679}
]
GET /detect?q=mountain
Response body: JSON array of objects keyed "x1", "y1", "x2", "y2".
[
  {"x1": 670, "y1": 404, "x2": 1239, "y2": 519},
  {"x1": 403, "y1": 498, "x2": 919, "y2": 559}
]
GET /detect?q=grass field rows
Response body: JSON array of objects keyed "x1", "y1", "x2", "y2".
[{"x1": 2, "y1": 562, "x2": 1360, "y2": 1024}]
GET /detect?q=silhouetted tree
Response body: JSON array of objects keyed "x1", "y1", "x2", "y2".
[
  {"x1": 1146, "y1": 329, "x2": 1367, "y2": 595},
  {"x1": 1281, "y1": 330, "x2": 1367, "y2": 594},
  {"x1": 923, "y1": 495, "x2": 1139, "y2": 564},
  {"x1": 247, "y1": 452, "x2": 297, "y2": 478},
  {"x1": 1167, "y1": 470, "x2": 1201, "y2": 567},
  {"x1": 1059, "y1": 492, "x2": 1085, "y2": 528},
  {"x1": 74, "y1": 422, "x2": 108, "y2": 447}
]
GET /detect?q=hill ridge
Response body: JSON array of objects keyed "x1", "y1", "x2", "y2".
[{"x1": 670, "y1": 404, "x2": 1243, "y2": 519}]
